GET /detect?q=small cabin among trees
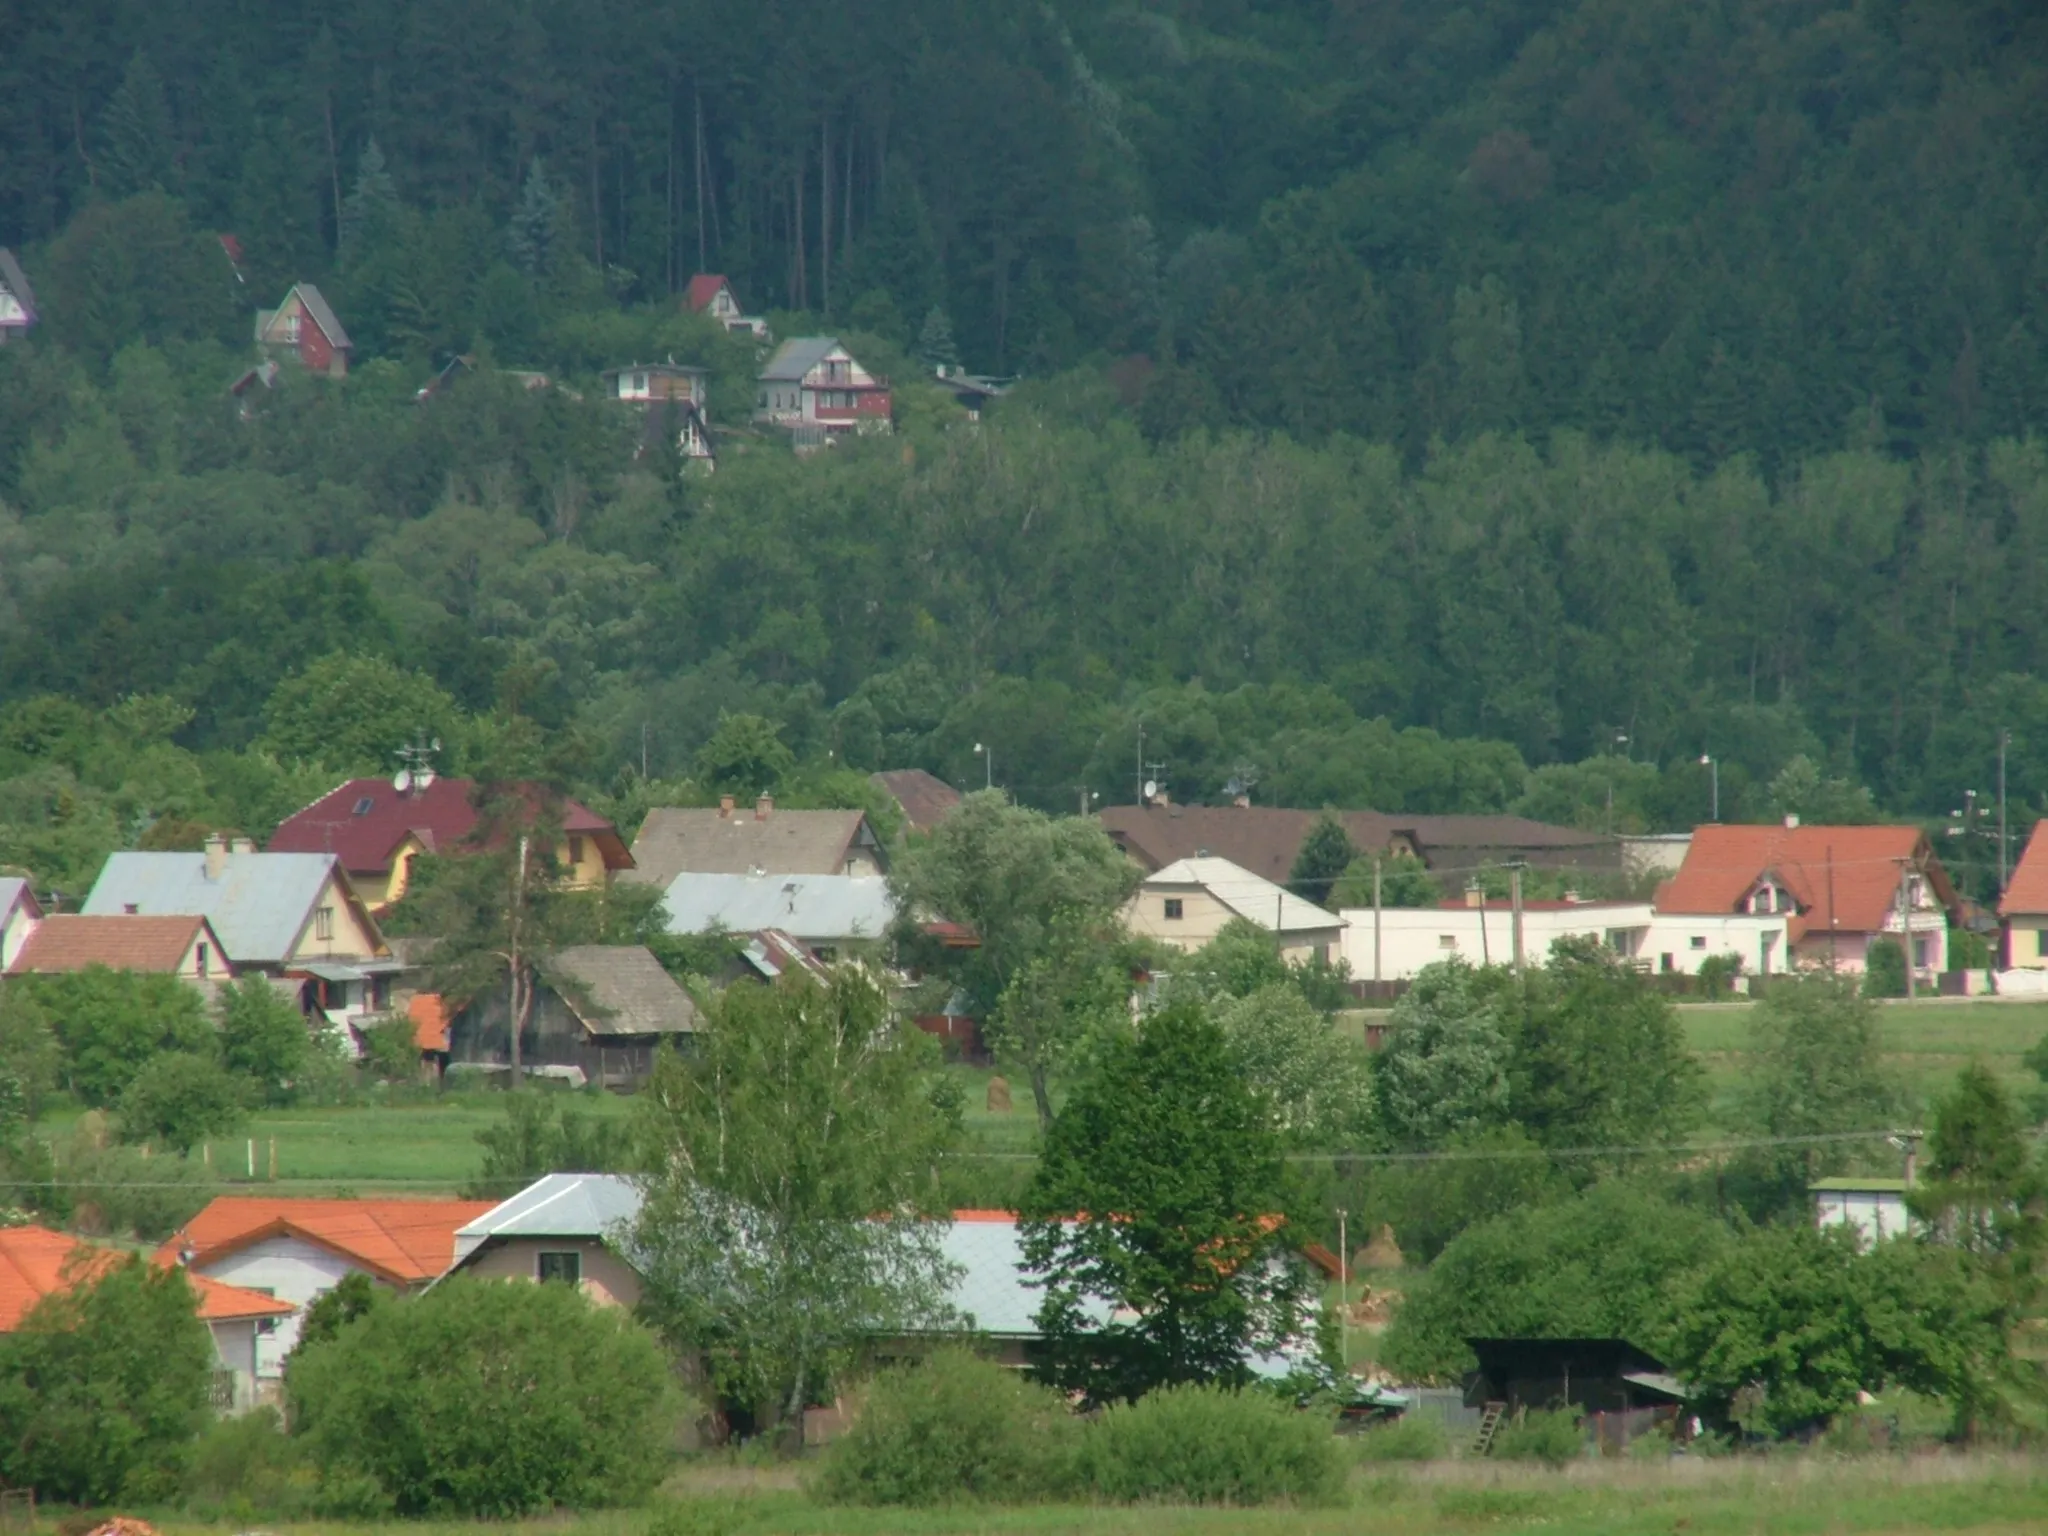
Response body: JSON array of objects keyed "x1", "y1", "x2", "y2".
[{"x1": 255, "y1": 283, "x2": 353, "y2": 378}]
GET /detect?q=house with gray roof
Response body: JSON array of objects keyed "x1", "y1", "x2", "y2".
[
  {"x1": 255, "y1": 282, "x2": 353, "y2": 377},
  {"x1": 0, "y1": 250, "x2": 37, "y2": 345},
  {"x1": 446, "y1": 1173, "x2": 648, "y2": 1305},
  {"x1": 435, "y1": 943, "x2": 700, "y2": 1088},
  {"x1": 625, "y1": 797, "x2": 886, "y2": 888},
  {"x1": 755, "y1": 336, "x2": 891, "y2": 444},
  {"x1": 660, "y1": 872, "x2": 895, "y2": 960}
]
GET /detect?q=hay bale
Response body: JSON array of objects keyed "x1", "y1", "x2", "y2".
[
  {"x1": 985, "y1": 1075, "x2": 1013, "y2": 1114},
  {"x1": 1355, "y1": 1223, "x2": 1405, "y2": 1271}
]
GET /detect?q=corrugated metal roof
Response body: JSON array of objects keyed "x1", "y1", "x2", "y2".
[
  {"x1": 452, "y1": 1173, "x2": 642, "y2": 1265},
  {"x1": 760, "y1": 336, "x2": 840, "y2": 381},
  {"x1": 661, "y1": 872, "x2": 894, "y2": 942},
  {"x1": 82, "y1": 850, "x2": 355, "y2": 965},
  {"x1": 292, "y1": 283, "x2": 353, "y2": 351},
  {"x1": 1145, "y1": 856, "x2": 1343, "y2": 934}
]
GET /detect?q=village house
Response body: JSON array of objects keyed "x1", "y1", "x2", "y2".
[
  {"x1": 1655, "y1": 821, "x2": 1956, "y2": 981},
  {"x1": 1998, "y1": 820, "x2": 2048, "y2": 970},
  {"x1": 157, "y1": 1196, "x2": 495, "y2": 1379},
  {"x1": 0, "y1": 249, "x2": 38, "y2": 345},
  {"x1": 755, "y1": 337, "x2": 892, "y2": 444},
  {"x1": 81, "y1": 837, "x2": 394, "y2": 1030},
  {"x1": 268, "y1": 775, "x2": 633, "y2": 911},
  {"x1": 1124, "y1": 855, "x2": 1346, "y2": 965},
  {"x1": 0, "y1": 1225, "x2": 296, "y2": 1413},
  {"x1": 420, "y1": 943, "x2": 701, "y2": 1088},
  {"x1": 254, "y1": 282, "x2": 352, "y2": 377},
  {"x1": 5, "y1": 912, "x2": 232, "y2": 986},
  {"x1": 444, "y1": 1172, "x2": 646, "y2": 1305},
  {"x1": 660, "y1": 871, "x2": 894, "y2": 962},
  {"x1": 683, "y1": 273, "x2": 769, "y2": 337},
  {"x1": 928, "y1": 364, "x2": 1011, "y2": 421},
  {"x1": 1812, "y1": 1176, "x2": 1913, "y2": 1245},
  {"x1": 0, "y1": 877, "x2": 42, "y2": 969},
  {"x1": 625, "y1": 797, "x2": 887, "y2": 887},
  {"x1": 602, "y1": 361, "x2": 715, "y2": 466},
  {"x1": 869, "y1": 769, "x2": 963, "y2": 834}
]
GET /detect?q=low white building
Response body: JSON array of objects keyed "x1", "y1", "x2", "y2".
[
  {"x1": 1124, "y1": 856, "x2": 1345, "y2": 965},
  {"x1": 1812, "y1": 1177, "x2": 1912, "y2": 1245},
  {"x1": 1337, "y1": 898, "x2": 1790, "y2": 982}
]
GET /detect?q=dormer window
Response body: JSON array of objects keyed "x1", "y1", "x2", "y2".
[{"x1": 1750, "y1": 882, "x2": 1783, "y2": 915}]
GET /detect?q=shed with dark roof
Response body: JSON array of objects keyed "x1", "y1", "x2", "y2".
[
  {"x1": 437, "y1": 943, "x2": 700, "y2": 1088},
  {"x1": 870, "y1": 769, "x2": 964, "y2": 834}
]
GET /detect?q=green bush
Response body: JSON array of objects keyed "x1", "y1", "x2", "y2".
[
  {"x1": 288, "y1": 1275, "x2": 675, "y2": 1515},
  {"x1": 55, "y1": 1126, "x2": 215, "y2": 1239},
  {"x1": 1352, "y1": 1412, "x2": 1449, "y2": 1462},
  {"x1": 1082, "y1": 1384, "x2": 1345, "y2": 1506},
  {"x1": 1863, "y1": 939, "x2": 1907, "y2": 999},
  {"x1": 815, "y1": 1349, "x2": 1079, "y2": 1506},
  {"x1": 1491, "y1": 1406, "x2": 1584, "y2": 1465},
  {"x1": 184, "y1": 1406, "x2": 315, "y2": 1519},
  {"x1": 117, "y1": 1050, "x2": 248, "y2": 1153}
]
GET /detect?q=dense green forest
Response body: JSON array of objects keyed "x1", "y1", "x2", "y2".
[{"x1": 3, "y1": 0, "x2": 2048, "y2": 894}]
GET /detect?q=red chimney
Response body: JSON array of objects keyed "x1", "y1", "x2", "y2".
[
  {"x1": 755, "y1": 794, "x2": 773, "y2": 820},
  {"x1": 719, "y1": 794, "x2": 735, "y2": 818}
]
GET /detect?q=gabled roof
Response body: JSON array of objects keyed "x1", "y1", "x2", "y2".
[
  {"x1": 760, "y1": 336, "x2": 843, "y2": 382},
  {"x1": 81, "y1": 850, "x2": 377, "y2": 966},
  {"x1": 7, "y1": 913, "x2": 219, "y2": 975},
  {"x1": 1655, "y1": 823, "x2": 1950, "y2": 935},
  {"x1": 157, "y1": 1196, "x2": 497, "y2": 1286},
  {"x1": 870, "y1": 769, "x2": 963, "y2": 833},
  {"x1": 267, "y1": 777, "x2": 629, "y2": 879},
  {"x1": 546, "y1": 945, "x2": 701, "y2": 1036},
  {"x1": 2000, "y1": 821, "x2": 2048, "y2": 917},
  {"x1": 738, "y1": 928, "x2": 833, "y2": 983},
  {"x1": 684, "y1": 273, "x2": 735, "y2": 312},
  {"x1": 451, "y1": 1173, "x2": 642, "y2": 1268},
  {"x1": 661, "y1": 872, "x2": 894, "y2": 942},
  {"x1": 1143, "y1": 856, "x2": 1344, "y2": 934},
  {"x1": 0, "y1": 249, "x2": 37, "y2": 325},
  {"x1": 291, "y1": 283, "x2": 352, "y2": 351},
  {"x1": 0, "y1": 878, "x2": 39, "y2": 926},
  {"x1": 0, "y1": 1226, "x2": 293, "y2": 1331},
  {"x1": 626, "y1": 805, "x2": 876, "y2": 886}
]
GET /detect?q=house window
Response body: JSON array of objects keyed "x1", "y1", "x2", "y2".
[
  {"x1": 633, "y1": 372, "x2": 648, "y2": 395},
  {"x1": 313, "y1": 906, "x2": 334, "y2": 941},
  {"x1": 196, "y1": 943, "x2": 209, "y2": 977},
  {"x1": 1660, "y1": 953, "x2": 1674, "y2": 973},
  {"x1": 1164, "y1": 898, "x2": 1184, "y2": 920},
  {"x1": 1690, "y1": 936, "x2": 1707, "y2": 950},
  {"x1": 813, "y1": 945, "x2": 838, "y2": 963},
  {"x1": 1912, "y1": 937, "x2": 1929, "y2": 969},
  {"x1": 283, "y1": 312, "x2": 301, "y2": 342},
  {"x1": 1438, "y1": 934, "x2": 1458, "y2": 950},
  {"x1": 537, "y1": 1251, "x2": 581, "y2": 1285},
  {"x1": 2037, "y1": 930, "x2": 2048, "y2": 960}
]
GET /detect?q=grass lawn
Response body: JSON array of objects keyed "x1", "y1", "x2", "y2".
[{"x1": 127, "y1": 1455, "x2": 2048, "y2": 1535}]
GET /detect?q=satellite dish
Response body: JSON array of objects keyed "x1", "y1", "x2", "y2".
[
  {"x1": 393, "y1": 768, "x2": 413, "y2": 793},
  {"x1": 1143, "y1": 779, "x2": 1158, "y2": 801}
]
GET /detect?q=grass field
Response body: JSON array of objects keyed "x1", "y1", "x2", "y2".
[{"x1": 125, "y1": 1455, "x2": 2048, "y2": 1535}]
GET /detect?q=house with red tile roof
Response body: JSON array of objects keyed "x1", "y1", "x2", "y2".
[
  {"x1": 683, "y1": 273, "x2": 768, "y2": 337},
  {"x1": 6, "y1": 913, "x2": 230, "y2": 982},
  {"x1": 156, "y1": 1195, "x2": 496, "y2": 1378},
  {"x1": 267, "y1": 776, "x2": 633, "y2": 911},
  {"x1": 1997, "y1": 820, "x2": 2048, "y2": 969},
  {"x1": 0, "y1": 1224, "x2": 294, "y2": 1411},
  {"x1": 1656, "y1": 822, "x2": 1955, "y2": 980}
]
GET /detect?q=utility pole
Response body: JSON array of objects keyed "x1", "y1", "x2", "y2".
[
  {"x1": 1896, "y1": 856, "x2": 1916, "y2": 1002},
  {"x1": 1372, "y1": 855, "x2": 1383, "y2": 985},
  {"x1": 1827, "y1": 845, "x2": 1838, "y2": 973},
  {"x1": 1699, "y1": 753, "x2": 1718, "y2": 822},
  {"x1": 640, "y1": 719, "x2": 650, "y2": 780},
  {"x1": 1337, "y1": 1208, "x2": 1349, "y2": 1369},
  {"x1": 508, "y1": 832, "x2": 529, "y2": 1083},
  {"x1": 1509, "y1": 863, "x2": 1525, "y2": 979},
  {"x1": 2000, "y1": 728, "x2": 2011, "y2": 892},
  {"x1": 1135, "y1": 724, "x2": 1145, "y2": 805}
]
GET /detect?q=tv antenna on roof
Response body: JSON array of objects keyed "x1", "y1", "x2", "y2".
[{"x1": 394, "y1": 735, "x2": 442, "y2": 795}]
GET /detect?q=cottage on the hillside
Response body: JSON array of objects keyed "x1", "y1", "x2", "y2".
[
  {"x1": 254, "y1": 283, "x2": 352, "y2": 377},
  {"x1": 684, "y1": 273, "x2": 768, "y2": 337},
  {"x1": 0, "y1": 249, "x2": 38, "y2": 345},
  {"x1": 756, "y1": 337, "x2": 891, "y2": 444},
  {"x1": 602, "y1": 362, "x2": 714, "y2": 466}
]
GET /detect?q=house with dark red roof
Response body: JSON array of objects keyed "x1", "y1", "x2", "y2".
[
  {"x1": 684, "y1": 273, "x2": 768, "y2": 337},
  {"x1": 1656, "y1": 822, "x2": 1955, "y2": 981},
  {"x1": 266, "y1": 776, "x2": 632, "y2": 911},
  {"x1": 1997, "y1": 820, "x2": 2048, "y2": 970}
]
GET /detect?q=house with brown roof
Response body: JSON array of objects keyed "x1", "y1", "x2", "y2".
[
  {"x1": 870, "y1": 769, "x2": 964, "y2": 834},
  {"x1": 157, "y1": 1196, "x2": 495, "y2": 1378},
  {"x1": 624, "y1": 797, "x2": 886, "y2": 887},
  {"x1": 0, "y1": 1225, "x2": 295, "y2": 1412},
  {"x1": 1998, "y1": 820, "x2": 2048, "y2": 969},
  {"x1": 1656, "y1": 822, "x2": 1955, "y2": 980},
  {"x1": 255, "y1": 282, "x2": 352, "y2": 377},
  {"x1": 428, "y1": 943, "x2": 702, "y2": 1088},
  {"x1": 267, "y1": 776, "x2": 632, "y2": 911},
  {"x1": 6, "y1": 913, "x2": 231, "y2": 984}
]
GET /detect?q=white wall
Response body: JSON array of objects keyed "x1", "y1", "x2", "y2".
[
  {"x1": 197, "y1": 1236, "x2": 366, "y2": 1376},
  {"x1": 1814, "y1": 1188, "x2": 1910, "y2": 1245},
  {"x1": 1337, "y1": 904, "x2": 1790, "y2": 982}
]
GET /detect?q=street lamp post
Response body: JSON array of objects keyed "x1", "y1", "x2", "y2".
[
  {"x1": 974, "y1": 741, "x2": 992, "y2": 791},
  {"x1": 1699, "y1": 754, "x2": 1718, "y2": 822}
]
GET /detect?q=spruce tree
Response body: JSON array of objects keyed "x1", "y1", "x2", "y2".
[
  {"x1": 97, "y1": 51, "x2": 177, "y2": 198},
  {"x1": 917, "y1": 305, "x2": 960, "y2": 373},
  {"x1": 338, "y1": 140, "x2": 400, "y2": 272},
  {"x1": 507, "y1": 157, "x2": 560, "y2": 280}
]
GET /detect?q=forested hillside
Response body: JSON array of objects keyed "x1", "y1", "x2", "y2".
[{"x1": 3, "y1": 0, "x2": 2048, "y2": 884}]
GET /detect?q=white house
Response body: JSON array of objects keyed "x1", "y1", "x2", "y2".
[
  {"x1": 755, "y1": 337, "x2": 892, "y2": 440},
  {"x1": 1812, "y1": 1177, "x2": 1912, "y2": 1245},
  {"x1": 156, "y1": 1196, "x2": 495, "y2": 1376},
  {"x1": 1123, "y1": 855, "x2": 1346, "y2": 965},
  {"x1": 0, "y1": 249, "x2": 38, "y2": 345}
]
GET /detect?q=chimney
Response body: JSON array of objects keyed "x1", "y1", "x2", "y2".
[
  {"x1": 1783, "y1": 813, "x2": 1801, "y2": 829},
  {"x1": 755, "y1": 794, "x2": 773, "y2": 820},
  {"x1": 1233, "y1": 792, "x2": 1250, "y2": 809},
  {"x1": 230, "y1": 836, "x2": 255, "y2": 854},
  {"x1": 1464, "y1": 884, "x2": 1484, "y2": 909},
  {"x1": 719, "y1": 794, "x2": 735, "y2": 819},
  {"x1": 1564, "y1": 889, "x2": 1581, "y2": 905},
  {"x1": 204, "y1": 833, "x2": 227, "y2": 882}
]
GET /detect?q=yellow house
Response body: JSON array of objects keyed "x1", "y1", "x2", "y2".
[
  {"x1": 1123, "y1": 855, "x2": 1347, "y2": 965},
  {"x1": 267, "y1": 776, "x2": 634, "y2": 911},
  {"x1": 2000, "y1": 820, "x2": 2048, "y2": 969}
]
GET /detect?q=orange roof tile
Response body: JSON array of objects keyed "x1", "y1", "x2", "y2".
[
  {"x1": 409, "y1": 992, "x2": 451, "y2": 1051},
  {"x1": 2000, "y1": 821, "x2": 2048, "y2": 917},
  {"x1": 1657, "y1": 824, "x2": 1951, "y2": 935},
  {"x1": 6, "y1": 914, "x2": 214, "y2": 975},
  {"x1": 156, "y1": 1196, "x2": 498, "y2": 1285},
  {"x1": 0, "y1": 1225, "x2": 292, "y2": 1330}
]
